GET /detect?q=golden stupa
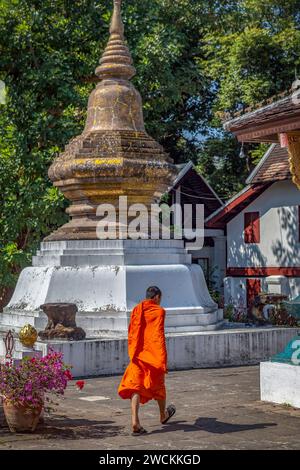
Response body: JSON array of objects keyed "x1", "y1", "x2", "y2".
[{"x1": 46, "y1": 0, "x2": 176, "y2": 241}]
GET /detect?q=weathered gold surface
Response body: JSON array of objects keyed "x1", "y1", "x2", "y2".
[
  {"x1": 46, "y1": 0, "x2": 176, "y2": 241},
  {"x1": 287, "y1": 131, "x2": 300, "y2": 189},
  {"x1": 19, "y1": 324, "x2": 38, "y2": 348}
]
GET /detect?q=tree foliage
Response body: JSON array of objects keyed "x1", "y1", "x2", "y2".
[{"x1": 0, "y1": 0, "x2": 300, "y2": 290}]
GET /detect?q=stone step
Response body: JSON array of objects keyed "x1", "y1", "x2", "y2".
[
  {"x1": 0, "y1": 312, "x2": 47, "y2": 332},
  {"x1": 36, "y1": 247, "x2": 188, "y2": 256},
  {"x1": 40, "y1": 240, "x2": 186, "y2": 250},
  {"x1": 166, "y1": 321, "x2": 226, "y2": 333},
  {"x1": 33, "y1": 254, "x2": 190, "y2": 267}
]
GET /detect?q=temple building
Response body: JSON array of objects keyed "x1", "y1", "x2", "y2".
[
  {"x1": 212, "y1": 83, "x2": 300, "y2": 310},
  {"x1": 207, "y1": 144, "x2": 300, "y2": 308},
  {"x1": 168, "y1": 162, "x2": 225, "y2": 291},
  {"x1": 223, "y1": 83, "x2": 300, "y2": 189},
  {"x1": 221, "y1": 83, "x2": 300, "y2": 409}
]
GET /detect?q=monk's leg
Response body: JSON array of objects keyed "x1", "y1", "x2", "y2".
[
  {"x1": 131, "y1": 393, "x2": 142, "y2": 431},
  {"x1": 157, "y1": 398, "x2": 168, "y2": 423}
]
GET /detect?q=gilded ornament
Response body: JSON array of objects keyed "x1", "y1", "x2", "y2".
[
  {"x1": 19, "y1": 324, "x2": 38, "y2": 348},
  {"x1": 287, "y1": 131, "x2": 300, "y2": 189}
]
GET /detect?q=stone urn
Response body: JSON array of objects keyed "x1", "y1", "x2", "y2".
[
  {"x1": 39, "y1": 303, "x2": 86, "y2": 341},
  {"x1": 3, "y1": 399, "x2": 42, "y2": 432}
]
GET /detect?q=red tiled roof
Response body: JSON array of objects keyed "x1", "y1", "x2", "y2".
[
  {"x1": 205, "y1": 145, "x2": 291, "y2": 229},
  {"x1": 205, "y1": 184, "x2": 271, "y2": 229},
  {"x1": 248, "y1": 145, "x2": 291, "y2": 184}
]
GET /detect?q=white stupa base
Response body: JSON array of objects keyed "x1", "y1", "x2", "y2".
[{"x1": 1, "y1": 240, "x2": 223, "y2": 336}]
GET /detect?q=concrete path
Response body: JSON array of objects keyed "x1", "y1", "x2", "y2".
[{"x1": 0, "y1": 366, "x2": 299, "y2": 450}]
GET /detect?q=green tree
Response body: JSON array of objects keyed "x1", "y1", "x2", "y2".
[
  {"x1": 202, "y1": 0, "x2": 300, "y2": 112},
  {"x1": 196, "y1": 0, "x2": 300, "y2": 195},
  {"x1": 196, "y1": 134, "x2": 246, "y2": 200}
]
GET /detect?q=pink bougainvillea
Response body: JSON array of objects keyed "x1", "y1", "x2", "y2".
[{"x1": 0, "y1": 350, "x2": 72, "y2": 410}]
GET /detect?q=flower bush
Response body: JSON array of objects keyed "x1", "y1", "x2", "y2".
[
  {"x1": 269, "y1": 307, "x2": 299, "y2": 327},
  {"x1": 224, "y1": 304, "x2": 248, "y2": 323},
  {"x1": 209, "y1": 289, "x2": 224, "y2": 308},
  {"x1": 0, "y1": 350, "x2": 72, "y2": 410}
]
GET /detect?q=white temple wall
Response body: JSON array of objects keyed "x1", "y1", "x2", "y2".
[{"x1": 227, "y1": 180, "x2": 300, "y2": 268}]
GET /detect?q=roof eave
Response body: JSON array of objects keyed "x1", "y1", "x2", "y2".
[
  {"x1": 246, "y1": 144, "x2": 276, "y2": 184},
  {"x1": 172, "y1": 161, "x2": 194, "y2": 188},
  {"x1": 205, "y1": 183, "x2": 271, "y2": 228},
  {"x1": 223, "y1": 94, "x2": 292, "y2": 133}
]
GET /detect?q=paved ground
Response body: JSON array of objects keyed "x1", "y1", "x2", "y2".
[{"x1": 0, "y1": 365, "x2": 299, "y2": 450}]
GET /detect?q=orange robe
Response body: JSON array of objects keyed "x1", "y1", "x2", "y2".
[{"x1": 118, "y1": 299, "x2": 167, "y2": 404}]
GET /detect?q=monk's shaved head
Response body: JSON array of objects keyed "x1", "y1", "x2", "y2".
[{"x1": 146, "y1": 286, "x2": 162, "y2": 300}]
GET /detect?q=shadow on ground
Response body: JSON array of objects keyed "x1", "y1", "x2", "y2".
[
  {"x1": 150, "y1": 417, "x2": 277, "y2": 435},
  {"x1": 0, "y1": 414, "x2": 125, "y2": 441}
]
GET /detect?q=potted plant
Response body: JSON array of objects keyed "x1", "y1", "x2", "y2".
[{"x1": 0, "y1": 350, "x2": 72, "y2": 432}]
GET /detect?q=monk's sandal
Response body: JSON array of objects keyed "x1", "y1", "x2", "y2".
[
  {"x1": 162, "y1": 404, "x2": 176, "y2": 424},
  {"x1": 131, "y1": 427, "x2": 147, "y2": 436}
]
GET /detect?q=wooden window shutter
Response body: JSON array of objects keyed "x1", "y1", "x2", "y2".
[{"x1": 244, "y1": 212, "x2": 260, "y2": 244}]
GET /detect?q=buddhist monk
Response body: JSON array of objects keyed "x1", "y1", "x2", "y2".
[{"x1": 118, "y1": 286, "x2": 176, "y2": 435}]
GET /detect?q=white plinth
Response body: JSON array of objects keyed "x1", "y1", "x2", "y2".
[
  {"x1": 1, "y1": 327, "x2": 297, "y2": 377},
  {"x1": 260, "y1": 361, "x2": 300, "y2": 408},
  {"x1": 2, "y1": 240, "x2": 222, "y2": 336}
]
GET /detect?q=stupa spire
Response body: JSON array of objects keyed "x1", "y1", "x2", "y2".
[
  {"x1": 46, "y1": 0, "x2": 176, "y2": 241},
  {"x1": 110, "y1": 0, "x2": 124, "y2": 38},
  {"x1": 95, "y1": 0, "x2": 136, "y2": 81}
]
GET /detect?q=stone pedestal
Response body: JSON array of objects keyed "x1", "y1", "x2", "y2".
[
  {"x1": 39, "y1": 303, "x2": 86, "y2": 340},
  {"x1": 1, "y1": 239, "x2": 223, "y2": 338}
]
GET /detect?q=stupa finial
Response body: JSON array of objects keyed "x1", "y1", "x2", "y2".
[
  {"x1": 95, "y1": 0, "x2": 136, "y2": 80},
  {"x1": 110, "y1": 0, "x2": 124, "y2": 38}
]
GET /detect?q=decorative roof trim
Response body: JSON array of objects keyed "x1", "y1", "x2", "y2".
[
  {"x1": 205, "y1": 185, "x2": 251, "y2": 223},
  {"x1": 205, "y1": 183, "x2": 271, "y2": 228},
  {"x1": 172, "y1": 161, "x2": 194, "y2": 187},
  {"x1": 246, "y1": 144, "x2": 276, "y2": 184}
]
